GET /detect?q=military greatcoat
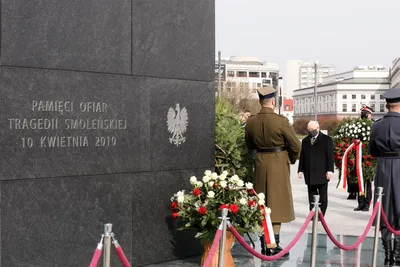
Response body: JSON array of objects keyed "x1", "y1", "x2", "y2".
[
  {"x1": 245, "y1": 107, "x2": 301, "y2": 223},
  {"x1": 369, "y1": 112, "x2": 400, "y2": 227}
]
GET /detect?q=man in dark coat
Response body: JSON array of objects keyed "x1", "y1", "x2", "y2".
[
  {"x1": 369, "y1": 88, "x2": 400, "y2": 266},
  {"x1": 245, "y1": 86, "x2": 301, "y2": 256},
  {"x1": 354, "y1": 105, "x2": 374, "y2": 212},
  {"x1": 298, "y1": 120, "x2": 334, "y2": 216}
]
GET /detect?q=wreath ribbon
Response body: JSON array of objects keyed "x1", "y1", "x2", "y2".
[
  {"x1": 338, "y1": 140, "x2": 365, "y2": 196},
  {"x1": 260, "y1": 205, "x2": 276, "y2": 248}
]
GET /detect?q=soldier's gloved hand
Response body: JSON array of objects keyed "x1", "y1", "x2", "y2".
[
  {"x1": 326, "y1": 172, "x2": 333, "y2": 180},
  {"x1": 298, "y1": 172, "x2": 303, "y2": 179}
]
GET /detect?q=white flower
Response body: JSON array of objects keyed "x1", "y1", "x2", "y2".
[
  {"x1": 219, "y1": 173, "x2": 227, "y2": 180},
  {"x1": 264, "y1": 207, "x2": 271, "y2": 214},
  {"x1": 190, "y1": 176, "x2": 197, "y2": 184},
  {"x1": 367, "y1": 126, "x2": 371, "y2": 130},
  {"x1": 245, "y1": 182, "x2": 253, "y2": 189},
  {"x1": 220, "y1": 181, "x2": 227, "y2": 188},
  {"x1": 207, "y1": 191, "x2": 215, "y2": 198},
  {"x1": 362, "y1": 127, "x2": 366, "y2": 131},
  {"x1": 210, "y1": 172, "x2": 218, "y2": 179},
  {"x1": 367, "y1": 131, "x2": 370, "y2": 135},
  {"x1": 358, "y1": 129, "x2": 361, "y2": 133},
  {"x1": 258, "y1": 199, "x2": 265, "y2": 205},
  {"x1": 177, "y1": 196, "x2": 185, "y2": 203},
  {"x1": 349, "y1": 130, "x2": 353, "y2": 134},
  {"x1": 204, "y1": 170, "x2": 212, "y2": 176},
  {"x1": 196, "y1": 181, "x2": 203, "y2": 187},
  {"x1": 237, "y1": 180, "x2": 244, "y2": 187},
  {"x1": 202, "y1": 176, "x2": 210, "y2": 183},
  {"x1": 362, "y1": 133, "x2": 365, "y2": 136},
  {"x1": 222, "y1": 170, "x2": 228, "y2": 176},
  {"x1": 239, "y1": 198, "x2": 247, "y2": 205},
  {"x1": 194, "y1": 201, "x2": 201, "y2": 208},
  {"x1": 258, "y1": 193, "x2": 265, "y2": 200},
  {"x1": 176, "y1": 190, "x2": 185, "y2": 197},
  {"x1": 231, "y1": 175, "x2": 239, "y2": 182},
  {"x1": 208, "y1": 181, "x2": 214, "y2": 187}
]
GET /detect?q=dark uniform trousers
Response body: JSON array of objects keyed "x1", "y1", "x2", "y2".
[
  {"x1": 356, "y1": 181, "x2": 372, "y2": 210},
  {"x1": 307, "y1": 183, "x2": 328, "y2": 216}
]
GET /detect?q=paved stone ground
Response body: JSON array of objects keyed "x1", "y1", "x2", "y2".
[{"x1": 286, "y1": 160, "x2": 375, "y2": 237}]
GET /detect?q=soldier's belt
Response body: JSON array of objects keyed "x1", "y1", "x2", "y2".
[
  {"x1": 256, "y1": 147, "x2": 287, "y2": 153},
  {"x1": 381, "y1": 151, "x2": 400, "y2": 158}
]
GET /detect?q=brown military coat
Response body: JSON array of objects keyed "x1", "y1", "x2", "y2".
[{"x1": 245, "y1": 107, "x2": 301, "y2": 223}]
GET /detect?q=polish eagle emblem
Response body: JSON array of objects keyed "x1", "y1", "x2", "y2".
[{"x1": 167, "y1": 103, "x2": 188, "y2": 147}]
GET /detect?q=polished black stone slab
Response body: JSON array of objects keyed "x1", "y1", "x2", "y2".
[
  {"x1": 0, "y1": 66, "x2": 214, "y2": 180},
  {"x1": 131, "y1": 0, "x2": 215, "y2": 81},
  {"x1": 142, "y1": 233, "x2": 384, "y2": 267},
  {"x1": 1, "y1": 0, "x2": 131, "y2": 74},
  {"x1": 0, "y1": 174, "x2": 133, "y2": 267}
]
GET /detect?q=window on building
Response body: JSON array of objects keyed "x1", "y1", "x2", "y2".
[
  {"x1": 352, "y1": 104, "x2": 356, "y2": 112},
  {"x1": 380, "y1": 104, "x2": 385, "y2": 112},
  {"x1": 371, "y1": 104, "x2": 375, "y2": 112},
  {"x1": 237, "y1": 71, "x2": 247, "y2": 77},
  {"x1": 231, "y1": 82, "x2": 236, "y2": 88},
  {"x1": 361, "y1": 95, "x2": 366, "y2": 99},
  {"x1": 342, "y1": 104, "x2": 347, "y2": 112},
  {"x1": 252, "y1": 83, "x2": 257, "y2": 88},
  {"x1": 352, "y1": 95, "x2": 356, "y2": 99},
  {"x1": 257, "y1": 83, "x2": 261, "y2": 87},
  {"x1": 227, "y1": 71, "x2": 235, "y2": 77},
  {"x1": 261, "y1": 72, "x2": 267, "y2": 78},
  {"x1": 226, "y1": 88, "x2": 232, "y2": 92},
  {"x1": 342, "y1": 95, "x2": 347, "y2": 99},
  {"x1": 249, "y1": 72, "x2": 259, "y2": 78},
  {"x1": 371, "y1": 95, "x2": 375, "y2": 100}
]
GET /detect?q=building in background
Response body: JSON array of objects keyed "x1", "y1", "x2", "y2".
[
  {"x1": 293, "y1": 65, "x2": 390, "y2": 121},
  {"x1": 282, "y1": 99, "x2": 294, "y2": 124},
  {"x1": 390, "y1": 57, "x2": 400, "y2": 88},
  {"x1": 285, "y1": 60, "x2": 335, "y2": 99}
]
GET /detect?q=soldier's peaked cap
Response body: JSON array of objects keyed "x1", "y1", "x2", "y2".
[
  {"x1": 383, "y1": 88, "x2": 400, "y2": 103},
  {"x1": 360, "y1": 105, "x2": 373, "y2": 114},
  {"x1": 257, "y1": 86, "x2": 277, "y2": 100}
]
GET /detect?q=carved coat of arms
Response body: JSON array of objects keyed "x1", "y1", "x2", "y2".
[{"x1": 167, "y1": 103, "x2": 188, "y2": 147}]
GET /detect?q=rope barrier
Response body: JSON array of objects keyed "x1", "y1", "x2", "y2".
[
  {"x1": 228, "y1": 210, "x2": 315, "y2": 261},
  {"x1": 381, "y1": 209, "x2": 400, "y2": 235},
  {"x1": 202, "y1": 227, "x2": 223, "y2": 267},
  {"x1": 318, "y1": 203, "x2": 378, "y2": 250},
  {"x1": 89, "y1": 235, "x2": 104, "y2": 267},
  {"x1": 112, "y1": 236, "x2": 131, "y2": 267}
]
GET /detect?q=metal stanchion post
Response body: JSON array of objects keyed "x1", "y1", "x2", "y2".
[
  {"x1": 372, "y1": 187, "x2": 383, "y2": 267},
  {"x1": 218, "y1": 208, "x2": 229, "y2": 267},
  {"x1": 310, "y1": 195, "x2": 320, "y2": 267},
  {"x1": 103, "y1": 223, "x2": 113, "y2": 267}
]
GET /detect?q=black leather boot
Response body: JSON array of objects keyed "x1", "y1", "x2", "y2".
[
  {"x1": 266, "y1": 234, "x2": 289, "y2": 257},
  {"x1": 382, "y1": 228, "x2": 393, "y2": 266},
  {"x1": 393, "y1": 237, "x2": 400, "y2": 266},
  {"x1": 260, "y1": 235, "x2": 266, "y2": 255}
]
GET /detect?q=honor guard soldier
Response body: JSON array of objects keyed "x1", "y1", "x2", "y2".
[
  {"x1": 245, "y1": 86, "x2": 301, "y2": 256},
  {"x1": 369, "y1": 88, "x2": 400, "y2": 266}
]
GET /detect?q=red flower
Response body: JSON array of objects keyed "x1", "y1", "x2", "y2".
[
  {"x1": 335, "y1": 152, "x2": 340, "y2": 157},
  {"x1": 363, "y1": 155, "x2": 368, "y2": 160},
  {"x1": 337, "y1": 143, "x2": 343, "y2": 147},
  {"x1": 219, "y1": 204, "x2": 228, "y2": 210},
  {"x1": 362, "y1": 143, "x2": 366, "y2": 148},
  {"x1": 171, "y1": 202, "x2": 177, "y2": 210},
  {"x1": 172, "y1": 212, "x2": 179, "y2": 219},
  {"x1": 370, "y1": 155, "x2": 374, "y2": 159},
  {"x1": 348, "y1": 159, "x2": 355, "y2": 165},
  {"x1": 345, "y1": 143, "x2": 349, "y2": 147},
  {"x1": 341, "y1": 147, "x2": 346, "y2": 152},
  {"x1": 193, "y1": 188, "x2": 200, "y2": 196},
  {"x1": 229, "y1": 204, "x2": 239, "y2": 214},
  {"x1": 338, "y1": 156, "x2": 342, "y2": 160},
  {"x1": 248, "y1": 200, "x2": 256, "y2": 207},
  {"x1": 199, "y1": 206, "x2": 207, "y2": 215},
  {"x1": 366, "y1": 161, "x2": 371, "y2": 167},
  {"x1": 344, "y1": 138, "x2": 349, "y2": 142}
]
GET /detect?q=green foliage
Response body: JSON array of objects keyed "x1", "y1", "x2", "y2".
[
  {"x1": 331, "y1": 118, "x2": 377, "y2": 184},
  {"x1": 215, "y1": 98, "x2": 253, "y2": 183}
]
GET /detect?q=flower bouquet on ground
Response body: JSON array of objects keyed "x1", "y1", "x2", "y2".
[
  {"x1": 331, "y1": 118, "x2": 377, "y2": 190},
  {"x1": 170, "y1": 170, "x2": 265, "y2": 245}
]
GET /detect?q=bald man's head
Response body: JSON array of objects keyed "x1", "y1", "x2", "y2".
[{"x1": 307, "y1": 121, "x2": 320, "y2": 137}]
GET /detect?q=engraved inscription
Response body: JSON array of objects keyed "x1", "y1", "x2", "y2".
[{"x1": 8, "y1": 100, "x2": 127, "y2": 148}]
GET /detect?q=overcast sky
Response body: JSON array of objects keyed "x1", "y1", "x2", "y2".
[{"x1": 216, "y1": 0, "x2": 399, "y2": 75}]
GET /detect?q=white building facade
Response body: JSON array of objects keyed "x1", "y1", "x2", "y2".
[
  {"x1": 293, "y1": 66, "x2": 390, "y2": 120},
  {"x1": 390, "y1": 57, "x2": 400, "y2": 88},
  {"x1": 215, "y1": 56, "x2": 280, "y2": 99},
  {"x1": 285, "y1": 60, "x2": 335, "y2": 99}
]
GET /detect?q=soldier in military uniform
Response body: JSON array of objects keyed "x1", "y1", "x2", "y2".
[
  {"x1": 353, "y1": 105, "x2": 374, "y2": 212},
  {"x1": 369, "y1": 88, "x2": 400, "y2": 266},
  {"x1": 245, "y1": 86, "x2": 301, "y2": 256}
]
